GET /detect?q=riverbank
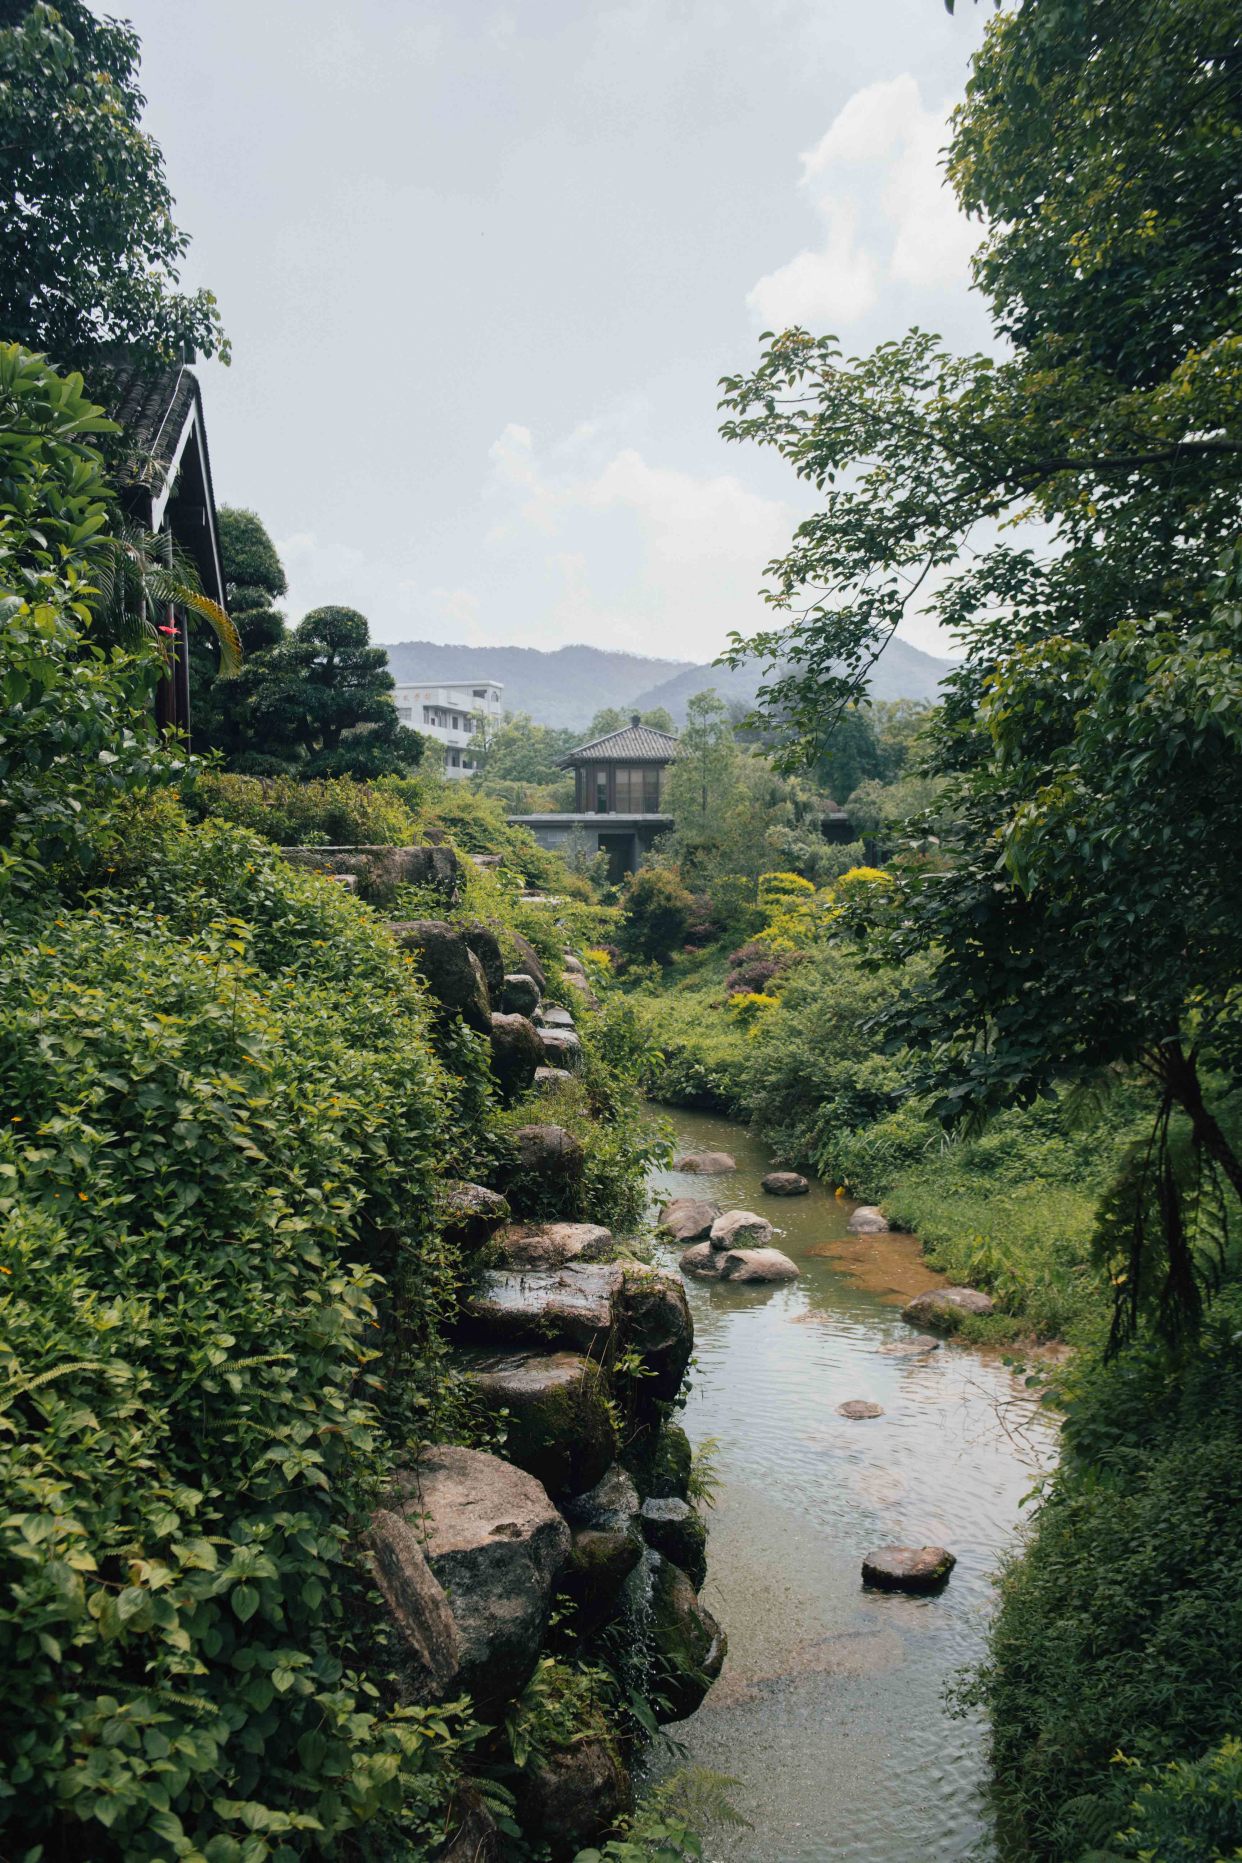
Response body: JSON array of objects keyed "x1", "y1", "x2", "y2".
[
  {"x1": 645, "y1": 1109, "x2": 1058, "y2": 1860},
  {"x1": 622, "y1": 940, "x2": 1150, "y2": 1348}
]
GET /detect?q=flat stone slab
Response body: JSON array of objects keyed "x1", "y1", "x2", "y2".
[
  {"x1": 762, "y1": 1171, "x2": 809, "y2": 1196},
  {"x1": 657, "y1": 1197, "x2": 720, "y2": 1242},
  {"x1": 541, "y1": 1005, "x2": 577, "y2": 1029},
  {"x1": 848, "y1": 1205, "x2": 890, "y2": 1234},
  {"x1": 393, "y1": 1445, "x2": 570, "y2": 1710},
  {"x1": 533, "y1": 1065, "x2": 571, "y2": 1086},
  {"x1": 459, "y1": 1263, "x2": 623, "y2": 1354},
  {"x1": 862, "y1": 1545, "x2": 956, "y2": 1593},
  {"x1": 710, "y1": 1209, "x2": 774, "y2": 1252},
  {"x1": 494, "y1": 1221, "x2": 614, "y2": 1269},
  {"x1": 674, "y1": 1150, "x2": 736, "y2": 1175},
  {"x1": 902, "y1": 1287, "x2": 995, "y2": 1334},
  {"x1": 837, "y1": 1399, "x2": 884, "y2": 1419},
  {"x1": 716, "y1": 1246, "x2": 800, "y2": 1284}
]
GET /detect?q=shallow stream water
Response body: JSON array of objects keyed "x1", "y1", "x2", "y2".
[{"x1": 645, "y1": 1108, "x2": 1057, "y2": 1863}]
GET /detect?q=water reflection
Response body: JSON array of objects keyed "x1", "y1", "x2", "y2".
[{"x1": 646, "y1": 1109, "x2": 1057, "y2": 1863}]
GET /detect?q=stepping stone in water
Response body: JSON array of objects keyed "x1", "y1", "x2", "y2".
[
  {"x1": 877, "y1": 1337, "x2": 941, "y2": 1357},
  {"x1": 709, "y1": 1209, "x2": 774, "y2": 1251},
  {"x1": 902, "y1": 1287, "x2": 995, "y2": 1333},
  {"x1": 674, "y1": 1150, "x2": 736, "y2": 1175},
  {"x1": 837, "y1": 1399, "x2": 884, "y2": 1418},
  {"x1": 657, "y1": 1197, "x2": 720, "y2": 1242},
  {"x1": 716, "y1": 1247, "x2": 799, "y2": 1283},
  {"x1": 848, "y1": 1204, "x2": 890, "y2": 1234},
  {"x1": 861, "y1": 1545, "x2": 956, "y2": 1593},
  {"x1": 762, "y1": 1170, "x2": 809, "y2": 1196}
]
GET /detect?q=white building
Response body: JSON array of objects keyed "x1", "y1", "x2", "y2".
[{"x1": 391, "y1": 679, "x2": 505, "y2": 779}]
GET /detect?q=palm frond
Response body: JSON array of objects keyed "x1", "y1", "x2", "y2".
[{"x1": 90, "y1": 522, "x2": 243, "y2": 676}]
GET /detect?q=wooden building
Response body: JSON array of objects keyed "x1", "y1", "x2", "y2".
[{"x1": 510, "y1": 715, "x2": 680, "y2": 881}]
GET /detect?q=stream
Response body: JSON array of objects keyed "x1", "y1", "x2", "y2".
[{"x1": 644, "y1": 1107, "x2": 1058, "y2": 1862}]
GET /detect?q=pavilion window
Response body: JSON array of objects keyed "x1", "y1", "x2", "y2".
[{"x1": 594, "y1": 767, "x2": 608, "y2": 812}]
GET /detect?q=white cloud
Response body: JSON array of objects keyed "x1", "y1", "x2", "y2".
[
  {"x1": 479, "y1": 424, "x2": 801, "y2": 661},
  {"x1": 748, "y1": 74, "x2": 978, "y2": 329}
]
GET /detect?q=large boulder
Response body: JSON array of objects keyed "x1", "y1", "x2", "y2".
[
  {"x1": 657, "y1": 1197, "x2": 720, "y2": 1243},
  {"x1": 617, "y1": 1263, "x2": 693, "y2": 1401},
  {"x1": 716, "y1": 1247, "x2": 800, "y2": 1284},
  {"x1": 458, "y1": 1263, "x2": 623, "y2": 1356},
  {"x1": 393, "y1": 1446, "x2": 570, "y2": 1711},
  {"x1": 391, "y1": 920, "x2": 491, "y2": 1033},
  {"x1": 674, "y1": 1150, "x2": 736, "y2": 1176},
  {"x1": 539, "y1": 1028, "x2": 583, "y2": 1073},
  {"x1": 365, "y1": 1508, "x2": 462, "y2": 1701},
  {"x1": 640, "y1": 1497, "x2": 707, "y2": 1590},
  {"x1": 513, "y1": 1738, "x2": 632, "y2": 1861},
  {"x1": 509, "y1": 930, "x2": 548, "y2": 994},
  {"x1": 902, "y1": 1286, "x2": 995, "y2": 1333},
  {"x1": 502, "y1": 1124, "x2": 586, "y2": 1218},
  {"x1": 847, "y1": 1204, "x2": 889, "y2": 1234},
  {"x1": 861, "y1": 1545, "x2": 956, "y2": 1593},
  {"x1": 494, "y1": 1221, "x2": 614, "y2": 1269},
  {"x1": 709, "y1": 1209, "x2": 774, "y2": 1252},
  {"x1": 461, "y1": 921, "x2": 505, "y2": 996},
  {"x1": 437, "y1": 1181, "x2": 510, "y2": 1252},
  {"x1": 500, "y1": 972, "x2": 542, "y2": 1016},
  {"x1": 488, "y1": 1012, "x2": 543, "y2": 1101},
  {"x1": 679, "y1": 1241, "x2": 720, "y2": 1279},
  {"x1": 648, "y1": 1552, "x2": 726, "y2": 1722},
  {"x1": 762, "y1": 1170, "x2": 809, "y2": 1197},
  {"x1": 459, "y1": 1349, "x2": 614, "y2": 1499}
]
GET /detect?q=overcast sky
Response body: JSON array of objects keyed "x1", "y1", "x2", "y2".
[{"x1": 122, "y1": 0, "x2": 995, "y2": 663}]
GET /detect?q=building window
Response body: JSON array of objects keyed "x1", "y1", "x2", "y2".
[
  {"x1": 473, "y1": 687, "x2": 486, "y2": 699},
  {"x1": 594, "y1": 768, "x2": 608, "y2": 813},
  {"x1": 644, "y1": 767, "x2": 661, "y2": 812}
]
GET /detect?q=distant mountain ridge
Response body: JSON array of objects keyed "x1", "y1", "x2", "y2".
[
  {"x1": 381, "y1": 635, "x2": 956, "y2": 732},
  {"x1": 381, "y1": 640, "x2": 694, "y2": 730},
  {"x1": 629, "y1": 634, "x2": 956, "y2": 724}
]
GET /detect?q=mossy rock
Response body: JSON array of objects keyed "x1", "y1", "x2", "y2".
[
  {"x1": 560, "y1": 1526, "x2": 643, "y2": 1634},
  {"x1": 628, "y1": 1419, "x2": 692, "y2": 1502},
  {"x1": 459, "y1": 1348, "x2": 615, "y2": 1499},
  {"x1": 641, "y1": 1497, "x2": 707, "y2": 1590},
  {"x1": 647, "y1": 1551, "x2": 726, "y2": 1722}
]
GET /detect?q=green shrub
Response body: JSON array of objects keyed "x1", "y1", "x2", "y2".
[
  {"x1": 619, "y1": 867, "x2": 694, "y2": 965},
  {"x1": 969, "y1": 1295, "x2": 1242, "y2": 1861},
  {"x1": 0, "y1": 816, "x2": 483, "y2": 1856},
  {"x1": 191, "y1": 770, "x2": 420, "y2": 847},
  {"x1": 1108, "y1": 1736, "x2": 1242, "y2": 1860}
]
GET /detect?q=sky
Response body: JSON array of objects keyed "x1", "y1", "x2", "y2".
[{"x1": 121, "y1": 0, "x2": 996, "y2": 665}]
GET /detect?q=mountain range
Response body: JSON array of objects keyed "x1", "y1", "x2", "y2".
[{"x1": 382, "y1": 635, "x2": 955, "y2": 732}]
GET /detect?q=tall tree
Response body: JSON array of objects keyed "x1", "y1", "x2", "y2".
[
  {"x1": 720, "y1": 0, "x2": 1242, "y2": 1332},
  {"x1": 0, "y1": 1, "x2": 226, "y2": 369},
  {"x1": 242, "y1": 604, "x2": 422, "y2": 776}
]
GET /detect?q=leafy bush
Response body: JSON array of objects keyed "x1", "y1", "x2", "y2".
[
  {"x1": 1108, "y1": 1736, "x2": 1242, "y2": 1861},
  {"x1": 0, "y1": 812, "x2": 484, "y2": 1856},
  {"x1": 618, "y1": 867, "x2": 694, "y2": 965},
  {"x1": 969, "y1": 1295, "x2": 1242, "y2": 1861},
  {"x1": 191, "y1": 771, "x2": 420, "y2": 847}
]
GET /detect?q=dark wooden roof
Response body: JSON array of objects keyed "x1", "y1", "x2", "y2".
[
  {"x1": 557, "y1": 721, "x2": 681, "y2": 767},
  {"x1": 91, "y1": 351, "x2": 225, "y2": 610}
]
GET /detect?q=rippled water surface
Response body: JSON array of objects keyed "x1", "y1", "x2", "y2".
[{"x1": 646, "y1": 1109, "x2": 1057, "y2": 1863}]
